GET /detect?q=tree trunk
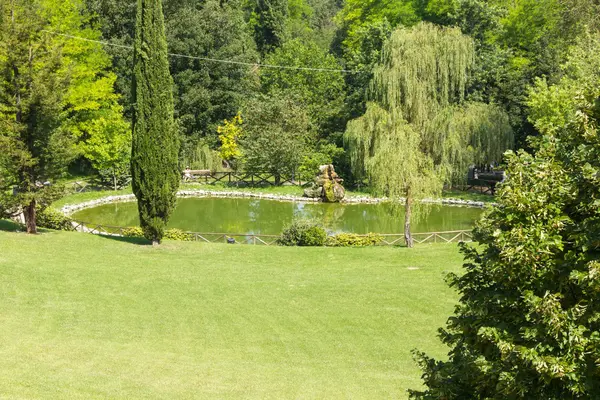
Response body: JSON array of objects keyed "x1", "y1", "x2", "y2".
[
  {"x1": 152, "y1": 239, "x2": 160, "y2": 246},
  {"x1": 24, "y1": 199, "x2": 37, "y2": 234},
  {"x1": 404, "y1": 191, "x2": 413, "y2": 248},
  {"x1": 274, "y1": 173, "x2": 281, "y2": 186},
  {"x1": 113, "y1": 171, "x2": 117, "y2": 191}
]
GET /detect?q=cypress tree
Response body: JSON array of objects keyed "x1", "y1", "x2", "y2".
[{"x1": 131, "y1": 0, "x2": 179, "y2": 245}]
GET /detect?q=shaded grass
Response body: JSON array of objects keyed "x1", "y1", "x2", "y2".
[
  {"x1": 0, "y1": 219, "x2": 22, "y2": 232},
  {"x1": 0, "y1": 219, "x2": 52, "y2": 233},
  {"x1": 0, "y1": 230, "x2": 464, "y2": 399}
]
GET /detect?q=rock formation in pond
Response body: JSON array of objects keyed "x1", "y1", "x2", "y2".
[{"x1": 303, "y1": 164, "x2": 345, "y2": 202}]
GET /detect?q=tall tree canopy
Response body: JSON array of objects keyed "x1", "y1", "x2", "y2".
[
  {"x1": 248, "y1": 0, "x2": 289, "y2": 56},
  {"x1": 166, "y1": 0, "x2": 258, "y2": 154},
  {"x1": 260, "y1": 38, "x2": 345, "y2": 137},
  {"x1": 411, "y1": 33, "x2": 600, "y2": 399},
  {"x1": 86, "y1": 0, "x2": 259, "y2": 149},
  {"x1": 241, "y1": 93, "x2": 313, "y2": 183},
  {"x1": 131, "y1": 0, "x2": 179, "y2": 244},
  {"x1": 454, "y1": 0, "x2": 600, "y2": 148},
  {"x1": 345, "y1": 22, "x2": 512, "y2": 246},
  {"x1": 0, "y1": 0, "x2": 126, "y2": 232},
  {"x1": 335, "y1": 0, "x2": 419, "y2": 50}
]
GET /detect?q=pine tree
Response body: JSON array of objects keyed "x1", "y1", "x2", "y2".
[{"x1": 131, "y1": 0, "x2": 179, "y2": 245}]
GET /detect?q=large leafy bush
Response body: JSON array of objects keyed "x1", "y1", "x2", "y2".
[
  {"x1": 278, "y1": 219, "x2": 327, "y2": 246},
  {"x1": 411, "y1": 35, "x2": 600, "y2": 399},
  {"x1": 37, "y1": 208, "x2": 74, "y2": 231}
]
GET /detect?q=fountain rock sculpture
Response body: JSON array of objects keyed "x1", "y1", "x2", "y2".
[{"x1": 303, "y1": 164, "x2": 345, "y2": 202}]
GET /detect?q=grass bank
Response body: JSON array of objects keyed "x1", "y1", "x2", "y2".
[{"x1": 0, "y1": 228, "x2": 463, "y2": 399}]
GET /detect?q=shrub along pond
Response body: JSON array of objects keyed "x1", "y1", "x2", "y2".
[{"x1": 71, "y1": 197, "x2": 483, "y2": 235}]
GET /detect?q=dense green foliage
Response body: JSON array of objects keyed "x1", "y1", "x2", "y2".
[
  {"x1": 278, "y1": 219, "x2": 327, "y2": 246},
  {"x1": 48, "y1": 0, "x2": 596, "y2": 187},
  {"x1": 130, "y1": 0, "x2": 179, "y2": 244},
  {"x1": 85, "y1": 0, "x2": 259, "y2": 150},
  {"x1": 261, "y1": 38, "x2": 346, "y2": 137},
  {"x1": 241, "y1": 94, "x2": 313, "y2": 181},
  {"x1": 0, "y1": 0, "x2": 124, "y2": 232},
  {"x1": 0, "y1": 0, "x2": 575, "y2": 190},
  {"x1": 333, "y1": 0, "x2": 600, "y2": 151},
  {"x1": 167, "y1": 0, "x2": 258, "y2": 151},
  {"x1": 411, "y1": 34, "x2": 600, "y2": 399},
  {"x1": 249, "y1": 0, "x2": 289, "y2": 55}
]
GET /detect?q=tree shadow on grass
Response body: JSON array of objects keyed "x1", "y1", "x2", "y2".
[
  {"x1": 0, "y1": 219, "x2": 51, "y2": 233},
  {"x1": 93, "y1": 233, "x2": 153, "y2": 246},
  {"x1": 0, "y1": 220, "x2": 21, "y2": 232}
]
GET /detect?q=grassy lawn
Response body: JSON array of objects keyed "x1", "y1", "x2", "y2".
[{"x1": 0, "y1": 228, "x2": 464, "y2": 399}]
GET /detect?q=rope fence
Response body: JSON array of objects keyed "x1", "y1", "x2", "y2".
[{"x1": 68, "y1": 220, "x2": 472, "y2": 246}]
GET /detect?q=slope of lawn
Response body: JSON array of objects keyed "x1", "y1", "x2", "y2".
[{"x1": 0, "y1": 227, "x2": 465, "y2": 399}]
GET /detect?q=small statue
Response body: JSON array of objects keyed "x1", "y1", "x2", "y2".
[{"x1": 303, "y1": 164, "x2": 345, "y2": 202}]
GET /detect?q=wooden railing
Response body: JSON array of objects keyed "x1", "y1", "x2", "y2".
[
  {"x1": 409, "y1": 230, "x2": 473, "y2": 244},
  {"x1": 189, "y1": 232, "x2": 280, "y2": 245},
  {"x1": 68, "y1": 220, "x2": 472, "y2": 246},
  {"x1": 184, "y1": 171, "x2": 304, "y2": 186},
  {"x1": 64, "y1": 171, "x2": 303, "y2": 195}
]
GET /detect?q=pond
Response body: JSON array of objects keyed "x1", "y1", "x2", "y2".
[{"x1": 72, "y1": 197, "x2": 483, "y2": 235}]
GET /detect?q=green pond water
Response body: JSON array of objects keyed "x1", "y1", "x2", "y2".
[{"x1": 72, "y1": 197, "x2": 483, "y2": 235}]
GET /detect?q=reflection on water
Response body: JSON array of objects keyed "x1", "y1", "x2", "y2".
[{"x1": 72, "y1": 197, "x2": 483, "y2": 235}]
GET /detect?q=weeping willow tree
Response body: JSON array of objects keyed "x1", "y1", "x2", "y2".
[
  {"x1": 424, "y1": 102, "x2": 514, "y2": 185},
  {"x1": 345, "y1": 22, "x2": 513, "y2": 247}
]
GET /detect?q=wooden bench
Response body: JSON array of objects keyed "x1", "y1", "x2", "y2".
[
  {"x1": 466, "y1": 169, "x2": 505, "y2": 195},
  {"x1": 183, "y1": 169, "x2": 212, "y2": 182}
]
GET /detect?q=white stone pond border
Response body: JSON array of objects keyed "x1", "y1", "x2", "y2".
[{"x1": 60, "y1": 189, "x2": 492, "y2": 216}]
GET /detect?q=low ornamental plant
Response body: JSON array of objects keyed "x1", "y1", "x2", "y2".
[
  {"x1": 36, "y1": 208, "x2": 74, "y2": 231},
  {"x1": 163, "y1": 228, "x2": 194, "y2": 241},
  {"x1": 121, "y1": 227, "x2": 144, "y2": 237},
  {"x1": 326, "y1": 233, "x2": 384, "y2": 247},
  {"x1": 277, "y1": 219, "x2": 327, "y2": 246},
  {"x1": 122, "y1": 226, "x2": 194, "y2": 241}
]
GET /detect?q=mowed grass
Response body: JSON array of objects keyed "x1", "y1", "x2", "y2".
[{"x1": 0, "y1": 229, "x2": 465, "y2": 399}]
